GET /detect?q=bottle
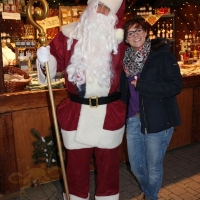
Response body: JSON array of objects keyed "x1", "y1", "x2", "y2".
[
  {"x1": 15, "y1": 39, "x2": 21, "y2": 47},
  {"x1": 26, "y1": 39, "x2": 31, "y2": 47},
  {"x1": 10, "y1": 4, "x2": 17, "y2": 12},
  {"x1": 20, "y1": 39, "x2": 25, "y2": 47},
  {"x1": 161, "y1": 24, "x2": 165, "y2": 38},
  {"x1": 0, "y1": 2, "x2": 3, "y2": 12},
  {"x1": 16, "y1": 4, "x2": 22, "y2": 12},
  {"x1": 193, "y1": 50, "x2": 198, "y2": 59},
  {"x1": 31, "y1": 40, "x2": 35, "y2": 47},
  {"x1": 183, "y1": 50, "x2": 188, "y2": 60},
  {"x1": 169, "y1": 24, "x2": 173, "y2": 38},
  {"x1": 3, "y1": 3, "x2": 10, "y2": 12},
  {"x1": 165, "y1": 24, "x2": 168, "y2": 38},
  {"x1": 157, "y1": 24, "x2": 161, "y2": 37}
]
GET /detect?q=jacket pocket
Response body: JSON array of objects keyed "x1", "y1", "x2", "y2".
[{"x1": 103, "y1": 100, "x2": 126, "y2": 130}]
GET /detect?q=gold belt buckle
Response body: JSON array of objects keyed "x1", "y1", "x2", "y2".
[{"x1": 89, "y1": 96, "x2": 98, "y2": 108}]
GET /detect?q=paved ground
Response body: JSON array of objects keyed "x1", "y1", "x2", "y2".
[{"x1": 0, "y1": 142, "x2": 200, "y2": 200}]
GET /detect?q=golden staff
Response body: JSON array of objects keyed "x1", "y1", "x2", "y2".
[{"x1": 26, "y1": 1, "x2": 70, "y2": 199}]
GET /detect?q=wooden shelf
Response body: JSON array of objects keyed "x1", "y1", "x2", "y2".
[
  {"x1": 134, "y1": 13, "x2": 175, "y2": 20},
  {"x1": 134, "y1": 12, "x2": 176, "y2": 54}
]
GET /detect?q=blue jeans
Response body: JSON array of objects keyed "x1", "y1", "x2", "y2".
[{"x1": 126, "y1": 116, "x2": 173, "y2": 200}]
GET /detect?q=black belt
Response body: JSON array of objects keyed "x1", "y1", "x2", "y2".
[{"x1": 69, "y1": 92, "x2": 121, "y2": 108}]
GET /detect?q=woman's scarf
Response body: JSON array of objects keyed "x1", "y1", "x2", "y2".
[{"x1": 123, "y1": 38, "x2": 151, "y2": 77}]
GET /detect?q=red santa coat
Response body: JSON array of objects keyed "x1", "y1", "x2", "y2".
[
  {"x1": 37, "y1": 1, "x2": 127, "y2": 150},
  {"x1": 45, "y1": 31, "x2": 126, "y2": 149}
]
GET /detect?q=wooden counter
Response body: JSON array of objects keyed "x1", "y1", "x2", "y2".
[
  {"x1": 0, "y1": 89, "x2": 67, "y2": 194},
  {"x1": 1, "y1": 74, "x2": 200, "y2": 194},
  {"x1": 168, "y1": 75, "x2": 200, "y2": 149}
]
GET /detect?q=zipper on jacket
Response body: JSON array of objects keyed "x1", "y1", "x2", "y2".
[{"x1": 142, "y1": 97, "x2": 148, "y2": 134}]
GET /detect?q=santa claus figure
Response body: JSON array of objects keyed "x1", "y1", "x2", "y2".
[{"x1": 37, "y1": 0, "x2": 126, "y2": 199}]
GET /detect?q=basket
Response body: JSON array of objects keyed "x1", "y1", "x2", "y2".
[{"x1": 3, "y1": 66, "x2": 31, "y2": 93}]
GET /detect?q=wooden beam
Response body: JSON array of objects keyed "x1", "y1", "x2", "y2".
[{"x1": 0, "y1": 37, "x2": 5, "y2": 94}]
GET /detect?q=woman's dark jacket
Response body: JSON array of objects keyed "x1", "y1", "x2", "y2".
[{"x1": 134, "y1": 38, "x2": 182, "y2": 134}]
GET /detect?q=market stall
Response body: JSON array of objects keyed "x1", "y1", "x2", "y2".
[{"x1": 1, "y1": 0, "x2": 200, "y2": 195}]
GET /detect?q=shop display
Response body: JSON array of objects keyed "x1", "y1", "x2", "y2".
[
  {"x1": 135, "y1": 6, "x2": 170, "y2": 16},
  {"x1": 1, "y1": 0, "x2": 26, "y2": 13},
  {"x1": 1, "y1": 2, "x2": 200, "y2": 197},
  {"x1": 59, "y1": 5, "x2": 86, "y2": 26},
  {"x1": 134, "y1": 13, "x2": 175, "y2": 53},
  {"x1": 180, "y1": 34, "x2": 200, "y2": 61}
]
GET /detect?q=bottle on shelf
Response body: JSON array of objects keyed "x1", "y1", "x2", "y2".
[
  {"x1": 183, "y1": 50, "x2": 189, "y2": 60},
  {"x1": 26, "y1": 40, "x2": 31, "y2": 47},
  {"x1": 169, "y1": 24, "x2": 173, "y2": 38},
  {"x1": 20, "y1": 38, "x2": 25, "y2": 47},
  {"x1": 15, "y1": 39, "x2": 21, "y2": 47},
  {"x1": 193, "y1": 50, "x2": 198, "y2": 59},
  {"x1": 16, "y1": 3, "x2": 22, "y2": 12},
  {"x1": 157, "y1": 24, "x2": 161, "y2": 38},
  {"x1": 3, "y1": 3, "x2": 10, "y2": 12},
  {"x1": 0, "y1": 2, "x2": 3, "y2": 12},
  {"x1": 161, "y1": 24, "x2": 165, "y2": 38},
  {"x1": 165, "y1": 24, "x2": 169, "y2": 38},
  {"x1": 10, "y1": 3, "x2": 17, "y2": 12},
  {"x1": 31, "y1": 40, "x2": 36, "y2": 47},
  {"x1": 149, "y1": 29, "x2": 154, "y2": 39}
]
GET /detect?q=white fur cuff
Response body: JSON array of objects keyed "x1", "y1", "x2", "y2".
[
  {"x1": 96, "y1": 193, "x2": 119, "y2": 200},
  {"x1": 63, "y1": 193, "x2": 89, "y2": 200}
]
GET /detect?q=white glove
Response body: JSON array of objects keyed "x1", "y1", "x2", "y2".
[{"x1": 37, "y1": 45, "x2": 50, "y2": 66}]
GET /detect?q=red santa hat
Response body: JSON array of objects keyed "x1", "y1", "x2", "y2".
[{"x1": 87, "y1": 0, "x2": 123, "y2": 14}]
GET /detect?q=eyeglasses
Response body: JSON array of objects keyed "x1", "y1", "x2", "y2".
[{"x1": 127, "y1": 29, "x2": 144, "y2": 38}]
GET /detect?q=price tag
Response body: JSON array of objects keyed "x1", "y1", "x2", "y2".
[{"x1": 2, "y1": 12, "x2": 21, "y2": 20}]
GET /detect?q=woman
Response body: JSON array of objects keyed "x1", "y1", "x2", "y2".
[{"x1": 123, "y1": 19, "x2": 182, "y2": 200}]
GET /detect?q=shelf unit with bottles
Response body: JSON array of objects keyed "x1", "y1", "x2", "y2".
[{"x1": 134, "y1": 13, "x2": 176, "y2": 54}]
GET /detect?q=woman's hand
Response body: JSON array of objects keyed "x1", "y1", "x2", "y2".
[{"x1": 131, "y1": 76, "x2": 138, "y2": 87}]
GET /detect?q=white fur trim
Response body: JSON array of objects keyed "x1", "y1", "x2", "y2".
[
  {"x1": 75, "y1": 72, "x2": 109, "y2": 146},
  {"x1": 61, "y1": 70, "x2": 125, "y2": 149},
  {"x1": 75, "y1": 104, "x2": 107, "y2": 146},
  {"x1": 114, "y1": 28, "x2": 124, "y2": 44},
  {"x1": 36, "y1": 59, "x2": 46, "y2": 84},
  {"x1": 62, "y1": 22, "x2": 78, "y2": 38},
  {"x1": 88, "y1": 0, "x2": 122, "y2": 14},
  {"x1": 61, "y1": 126, "x2": 124, "y2": 149},
  {"x1": 63, "y1": 193, "x2": 89, "y2": 200},
  {"x1": 95, "y1": 193, "x2": 119, "y2": 200},
  {"x1": 36, "y1": 55, "x2": 57, "y2": 84}
]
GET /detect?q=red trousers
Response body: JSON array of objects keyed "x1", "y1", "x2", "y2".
[{"x1": 66, "y1": 146, "x2": 120, "y2": 198}]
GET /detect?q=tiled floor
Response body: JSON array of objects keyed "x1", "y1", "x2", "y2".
[{"x1": 0, "y1": 142, "x2": 200, "y2": 200}]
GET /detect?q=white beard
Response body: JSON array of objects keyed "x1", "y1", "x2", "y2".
[{"x1": 67, "y1": 5, "x2": 118, "y2": 91}]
